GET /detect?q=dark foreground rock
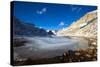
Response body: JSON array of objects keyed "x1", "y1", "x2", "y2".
[{"x1": 13, "y1": 37, "x2": 28, "y2": 47}]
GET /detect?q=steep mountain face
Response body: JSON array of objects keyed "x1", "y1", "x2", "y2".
[
  {"x1": 13, "y1": 17, "x2": 48, "y2": 36},
  {"x1": 57, "y1": 10, "x2": 97, "y2": 38}
]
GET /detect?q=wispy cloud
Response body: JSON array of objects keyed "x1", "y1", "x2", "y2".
[
  {"x1": 37, "y1": 8, "x2": 47, "y2": 14},
  {"x1": 71, "y1": 5, "x2": 82, "y2": 13},
  {"x1": 77, "y1": 7, "x2": 82, "y2": 13},
  {"x1": 70, "y1": 5, "x2": 77, "y2": 12},
  {"x1": 59, "y1": 22, "x2": 65, "y2": 26},
  {"x1": 42, "y1": 8, "x2": 47, "y2": 12},
  {"x1": 39, "y1": 27, "x2": 43, "y2": 29},
  {"x1": 72, "y1": 7, "x2": 77, "y2": 12}
]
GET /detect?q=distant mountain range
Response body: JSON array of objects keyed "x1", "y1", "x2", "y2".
[
  {"x1": 13, "y1": 16, "x2": 54, "y2": 36},
  {"x1": 57, "y1": 10, "x2": 97, "y2": 38},
  {"x1": 13, "y1": 10, "x2": 97, "y2": 38}
]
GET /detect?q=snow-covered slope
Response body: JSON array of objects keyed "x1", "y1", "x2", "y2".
[{"x1": 57, "y1": 10, "x2": 97, "y2": 38}]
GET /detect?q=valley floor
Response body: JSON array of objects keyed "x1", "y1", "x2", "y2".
[{"x1": 12, "y1": 36, "x2": 97, "y2": 66}]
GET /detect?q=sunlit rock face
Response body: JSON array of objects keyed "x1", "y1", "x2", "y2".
[{"x1": 57, "y1": 10, "x2": 97, "y2": 38}]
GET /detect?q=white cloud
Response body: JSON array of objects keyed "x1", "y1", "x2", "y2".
[
  {"x1": 70, "y1": 5, "x2": 77, "y2": 12},
  {"x1": 42, "y1": 8, "x2": 47, "y2": 12},
  {"x1": 59, "y1": 22, "x2": 65, "y2": 26},
  {"x1": 72, "y1": 7, "x2": 77, "y2": 11},
  {"x1": 37, "y1": 11, "x2": 43, "y2": 14},
  {"x1": 37, "y1": 8, "x2": 47, "y2": 14},
  {"x1": 39, "y1": 27, "x2": 43, "y2": 29},
  {"x1": 71, "y1": 5, "x2": 82, "y2": 13},
  {"x1": 77, "y1": 7, "x2": 82, "y2": 13}
]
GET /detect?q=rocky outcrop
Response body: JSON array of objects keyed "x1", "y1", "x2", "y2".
[{"x1": 57, "y1": 10, "x2": 97, "y2": 38}]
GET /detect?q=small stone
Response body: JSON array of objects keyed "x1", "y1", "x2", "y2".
[
  {"x1": 90, "y1": 38, "x2": 94, "y2": 41},
  {"x1": 75, "y1": 52, "x2": 80, "y2": 56},
  {"x1": 93, "y1": 54, "x2": 97, "y2": 57},
  {"x1": 69, "y1": 58, "x2": 72, "y2": 62},
  {"x1": 59, "y1": 57, "x2": 63, "y2": 60},
  {"x1": 91, "y1": 42, "x2": 96, "y2": 45},
  {"x1": 89, "y1": 46, "x2": 95, "y2": 50},
  {"x1": 78, "y1": 60, "x2": 80, "y2": 62},
  {"x1": 85, "y1": 54, "x2": 91, "y2": 58},
  {"x1": 88, "y1": 49, "x2": 93, "y2": 54},
  {"x1": 92, "y1": 58, "x2": 97, "y2": 61},
  {"x1": 80, "y1": 57, "x2": 84, "y2": 59},
  {"x1": 19, "y1": 59, "x2": 23, "y2": 62},
  {"x1": 63, "y1": 53, "x2": 66, "y2": 56}
]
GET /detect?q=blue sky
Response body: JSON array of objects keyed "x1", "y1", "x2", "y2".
[{"x1": 13, "y1": 1, "x2": 97, "y2": 30}]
